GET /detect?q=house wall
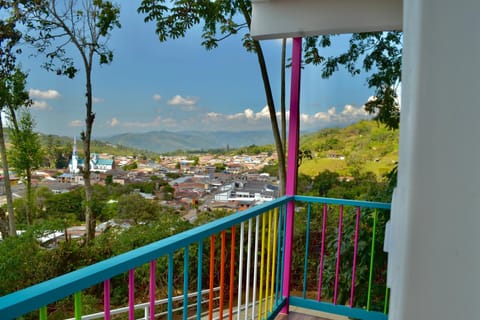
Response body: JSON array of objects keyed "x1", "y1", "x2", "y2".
[{"x1": 390, "y1": 0, "x2": 480, "y2": 319}]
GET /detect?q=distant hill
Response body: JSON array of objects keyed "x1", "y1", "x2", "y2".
[
  {"x1": 35, "y1": 133, "x2": 160, "y2": 159},
  {"x1": 298, "y1": 120, "x2": 399, "y2": 178},
  {"x1": 103, "y1": 130, "x2": 275, "y2": 153}
]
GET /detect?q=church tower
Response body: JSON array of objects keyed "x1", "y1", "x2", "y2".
[{"x1": 70, "y1": 136, "x2": 79, "y2": 174}]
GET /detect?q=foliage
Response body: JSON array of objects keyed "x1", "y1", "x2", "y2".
[
  {"x1": 115, "y1": 193, "x2": 159, "y2": 224},
  {"x1": 9, "y1": 110, "x2": 44, "y2": 224},
  {"x1": 24, "y1": 0, "x2": 121, "y2": 242},
  {"x1": 0, "y1": 67, "x2": 32, "y2": 235},
  {"x1": 298, "y1": 120, "x2": 398, "y2": 178},
  {"x1": 122, "y1": 161, "x2": 138, "y2": 171},
  {"x1": 304, "y1": 32, "x2": 402, "y2": 129}
]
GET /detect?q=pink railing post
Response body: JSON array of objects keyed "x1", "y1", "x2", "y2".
[
  {"x1": 281, "y1": 36, "x2": 302, "y2": 314},
  {"x1": 150, "y1": 260, "x2": 156, "y2": 320},
  {"x1": 104, "y1": 280, "x2": 111, "y2": 320},
  {"x1": 128, "y1": 269, "x2": 135, "y2": 320}
]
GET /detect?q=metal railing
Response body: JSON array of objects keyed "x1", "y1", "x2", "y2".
[{"x1": 0, "y1": 195, "x2": 390, "y2": 320}]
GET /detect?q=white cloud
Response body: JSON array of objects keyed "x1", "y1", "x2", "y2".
[
  {"x1": 152, "y1": 94, "x2": 162, "y2": 101},
  {"x1": 168, "y1": 95, "x2": 197, "y2": 106},
  {"x1": 69, "y1": 120, "x2": 83, "y2": 127},
  {"x1": 244, "y1": 108, "x2": 254, "y2": 119},
  {"x1": 29, "y1": 89, "x2": 61, "y2": 99},
  {"x1": 93, "y1": 96, "x2": 104, "y2": 103},
  {"x1": 108, "y1": 117, "x2": 119, "y2": 127},
  {"x1": 201, "y1": 104, "x2": 371, "y2": 131},
  {"x1": 31, "y1": 100, "x2": 51, "y2": 110},
  {"x1": 207, "y1": 112, "x2": 221, "y2": 118},
  {"x1": 256, "y1": 106, "x2": 270, "y2": 119}
]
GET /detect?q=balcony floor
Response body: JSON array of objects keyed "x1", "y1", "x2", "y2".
[{"x1": 276, "y1": 307, "x2": 348, "y2": 320}]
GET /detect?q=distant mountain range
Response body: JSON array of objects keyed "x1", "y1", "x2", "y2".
[{"x1": 102, "y1": 130, "x2": 276, "y2": 153}]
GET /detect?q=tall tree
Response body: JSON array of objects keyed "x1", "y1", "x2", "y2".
[
  {"x1": 0, "y1": 0, "x2": 31, "y2": 235},
  {"x1": 9, "y1": 110, "x2": 44, "y2": 225},
  {"x1": 138, "y1": 0, "x2": 287, "y2": 195},
  {"x1": 24, "y1": 0, "x2": 121, "y2": 242}
]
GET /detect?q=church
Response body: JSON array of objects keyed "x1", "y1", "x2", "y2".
[{"x1": 69, "y1": 137, "x2": 114, "y2": 174}]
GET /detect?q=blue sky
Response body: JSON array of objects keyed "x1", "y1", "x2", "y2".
[{"x1": 19, "y1": 1, "x2": 374, "y2": 138}]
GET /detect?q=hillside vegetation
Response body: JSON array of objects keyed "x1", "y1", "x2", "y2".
[{"x1": 298, "y1": 120, "x2": 398, "y2": 178}]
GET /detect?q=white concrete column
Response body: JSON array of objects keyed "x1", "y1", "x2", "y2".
[{"x1": 390, "y1": 0, "x2": 480, "y2": 319}]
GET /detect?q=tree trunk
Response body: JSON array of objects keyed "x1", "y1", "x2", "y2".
[
  {"x1": 83, "y1": 65, "x2": 95, "y2": 243},
  {"x1": 25, "y1": 168, "x2": 32, "y2": 225},
  {"x1": 0, "y1": 112, "x2": 16, "y2": 236},
  {"x1": 238, "y1": 1, "x2": 287, "y2": 196},
  {"x1": 253, "y1": 39, "x2": 287, "y2": 196}
]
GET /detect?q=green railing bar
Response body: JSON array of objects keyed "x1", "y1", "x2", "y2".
[
  {"x1": 384, "y1": 286, "x2": 390, "y2": 314},
  {"x1": 39, "y1": 306, "x2": 47, "y2": 320},
  {"x1": 74, "y1": 292, "x2": 82, "y2": 320},
  {"x1": 367, "y1": 209, "x2": 378, "y2": 311}
]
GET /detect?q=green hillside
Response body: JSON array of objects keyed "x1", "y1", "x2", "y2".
[{"x1": 298, "y1": 120, "x2": 398, "y2": 178}]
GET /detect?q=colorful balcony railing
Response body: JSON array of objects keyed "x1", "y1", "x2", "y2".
[{"x1": 0, "y1": 195, "x2": 390, "y2": 320}]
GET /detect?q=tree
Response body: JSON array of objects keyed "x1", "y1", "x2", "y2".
[
  {"x1": 9, "y1": 110, "x2": 44, "y2": 225},
  {"x1": 0, "y1": 2, "x2": 32, "y2": 237},
  {"x1": 138, "y1": 0, "x2": 287, "y2": 195},
  {"x1": 24, "y1": 0, "x2": 121, "y2": 242},
  {"x1": 116, "y1": 193, "x2": 159, "y2": 224},
  {"x1": 304, "y1": 32, "x2": 402, "y2": 129}
]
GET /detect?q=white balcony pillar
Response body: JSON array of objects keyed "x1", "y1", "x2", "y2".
[{"x1": 390, "y1": 0, "x2": 480, "y2": 319}]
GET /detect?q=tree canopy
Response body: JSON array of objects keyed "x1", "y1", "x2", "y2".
[{"x1": 304, "y1": 32, "x2": 402, "y2": 129}]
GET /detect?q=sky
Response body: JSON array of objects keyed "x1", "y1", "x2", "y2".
[{"x1": 18, "y1": 1, "x2": 375, "y2": 138}]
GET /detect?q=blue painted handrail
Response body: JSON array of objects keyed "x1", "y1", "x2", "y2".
[{"x1": 0, "y1": 196, "x2": 292, "y2": 318}]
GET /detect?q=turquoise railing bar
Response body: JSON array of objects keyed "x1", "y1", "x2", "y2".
[{"x1": 294, "y1": 195, "x2": 391, "y2": 209}]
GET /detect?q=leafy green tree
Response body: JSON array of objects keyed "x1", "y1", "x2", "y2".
[
  {"x1": 115, "y1": 193, "x2": 159, "y2": 224},
  {"x1": 304, "y1": 32, "x2": 402, "y2": 129},
  {"x1": 45, "y1": 188, "x2": 84, "y2": 223},
  {"x1": 0, "y1": 2, "x2": 32, "y2": 236},
  {"x1": 24, "y1": 0, "x2": 121, "y2": 242},
  {"x1": 0, "y1": 68, "x2": 31, "y2": 236},
  {"x1": 9, "y1": 111, "x2": 44, "y2": 225},
  {"x1": 138, "y1": 0, "x2": 287, "y2": 195}
]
